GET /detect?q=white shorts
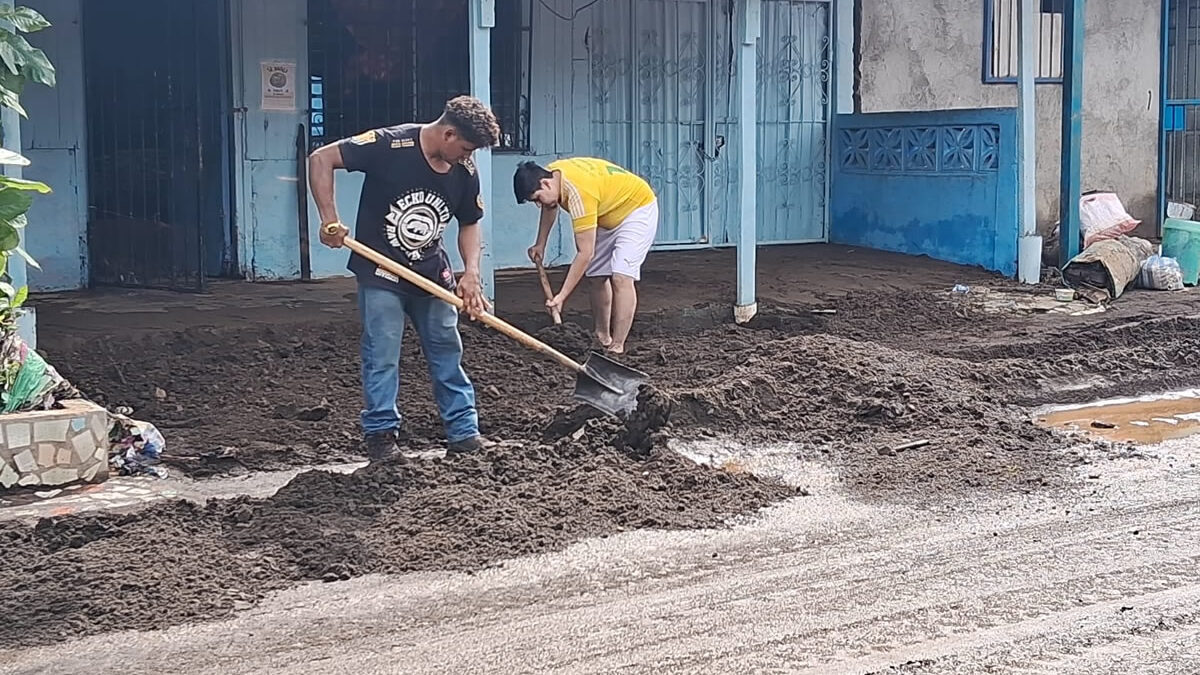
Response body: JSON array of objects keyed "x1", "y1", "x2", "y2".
[{"x1": 585, "y1": 200, "x2": 659, "y2": 281}]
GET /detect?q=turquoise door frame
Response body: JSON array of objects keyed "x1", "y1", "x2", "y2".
[{"x1": 1160, "y1": 0, "x2": 1200, "y2": 229}]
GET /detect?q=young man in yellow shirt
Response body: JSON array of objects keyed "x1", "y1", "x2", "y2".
[{"x1": 514, "y1": 158, "x2": 659, "y2": 355}]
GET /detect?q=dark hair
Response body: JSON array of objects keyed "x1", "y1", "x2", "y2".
[
  {"x1": 439, "y1": 95, "x2": 500, "y2": 148},
  {"x1": 513, "y1": 161, "x2": 552, "y2": 204}
]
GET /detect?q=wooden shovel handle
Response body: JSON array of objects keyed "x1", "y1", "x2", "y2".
[
  {"x1": 341, "y1": 235, "x2": 583, "y2": 374},
  {"x1": 535, "y1": 259, "x2": 562, "y2": 325}
]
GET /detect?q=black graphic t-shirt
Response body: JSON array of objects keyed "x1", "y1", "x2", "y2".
[{"x1": 338, "y1": 123, "x2": 483, "y2": 295}]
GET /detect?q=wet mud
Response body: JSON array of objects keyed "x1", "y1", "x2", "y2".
[
  {"x1": 0, "y1": 385, "x2": 794, "y2": 648},
  {"x1": 10, "y1": 287, "x2": 1200, "y2": 647}
]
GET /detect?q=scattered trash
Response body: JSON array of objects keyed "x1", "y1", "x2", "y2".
[
  {"x1": 952, "y1": 284, "x2": 970, "y2": 294},
  {"x1": 108, "y1": 413, "x2": 168, "y2": 479},
  {"x1": 0, "y1": 334, "x2": 78, "y2": 413},
  {"x1": 1090, "y1": 420, "x2": 1117, "y2": 429},
  {"x1": 1054, "y1": 288, "x2": 1076, "y2": 302},
  {"x1": 891, "y1": 439, "x2": 930, "y2": 453},
  {"x1": 1138, "y1": 255, "x2": 1185, "y2": 291},
  {"x1": 1080, "y1": 192, "x2": 1141, "y2": 249},
  {"x1": 1167, "y1": 200, "x2": 1195, "y2": 221},
  {"x1": 153, "y1": 387, "x2": 168, "y2": 401}
]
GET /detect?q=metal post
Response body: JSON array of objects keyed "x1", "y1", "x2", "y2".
[
  {"x1": 295, "y1": 123, "x2": 312, "y2": 281},
  {"x1": 469, "y1": 0, "x2": 496, "y2": 302},
  {"x1": 1017, "y1": 0, "x2": 1040, "y2": 282},
  {"x1": 1157, "y1": 0, "x2": 1171, "y2": 233},
  {"x1": 1058, "y1": 0, "x2": 1085, "y2": 267},
  {"x1": 735, "y1": 0, "x2": 760, "y2": 324}
]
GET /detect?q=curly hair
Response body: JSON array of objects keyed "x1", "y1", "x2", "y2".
[{"x1": 439, "y1": 95, "x2": 501, "y2": 148}]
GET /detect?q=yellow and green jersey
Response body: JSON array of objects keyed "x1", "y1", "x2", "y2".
[{"x1": 548, "y1": 157, "x2": 655, "y2": 232}]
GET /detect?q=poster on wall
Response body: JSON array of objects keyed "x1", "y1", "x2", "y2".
[{"x1": 260, "y1": 60, "x2": 296, "y2": 112}]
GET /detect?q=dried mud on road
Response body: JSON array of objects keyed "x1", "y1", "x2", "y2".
[{"x1": 4, "y1": 285, "x2": 1198, "y2": 648}]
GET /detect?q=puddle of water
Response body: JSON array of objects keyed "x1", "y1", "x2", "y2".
[{"x1": 1035, "y1": 389, "x2": 1200, "y2": 444}]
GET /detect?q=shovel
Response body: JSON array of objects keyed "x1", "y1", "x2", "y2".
[
  {"x1": 534, "y1": 258, "x2": 562, "y2": 325},
  {"x1": 339, "y1": 234, "x2": 648, "y2": 417}
]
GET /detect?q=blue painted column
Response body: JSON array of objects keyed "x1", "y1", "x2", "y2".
[
  {"x1": 1157, "y1": 0, "x2": 1170, "y2": 231},
  {"x1": 735, "y1": 0, "x2": 760, "y2": 324},
  {"x1": 1058, "y1": 0, "x2": 1085, "y2": 267},
  {"x1": 0, "y1": 0, "x2": 33, "y2": 346},
  {"x1": 469, "y1": 0, "x2": 496, "y2": 302},
  {"x1": 1016, "y1": 0, "x2": 1041, "y2": 282}
]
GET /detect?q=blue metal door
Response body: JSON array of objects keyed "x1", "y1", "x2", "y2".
[
  {"x1": 588, "y1": 0, "x2": 709, "y2": 245},
  {"x1": 755, "y1": 0, "x2": 831, "y2": 243},
  {"x1": 1163, "y1": 0, "x2": 1200, "y2": 221}
]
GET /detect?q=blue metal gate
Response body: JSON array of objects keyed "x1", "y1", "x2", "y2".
[
  {"x1": 756, "y1": 0, "x2": 830, "y2": 243},
  {"x1": 589, "y1": 0, "x2": 710, "y2": 246},
  {"x1": 1164, "y1": 0, "x2": 1200, "y2": 219},
  {"x1": 588, "y1": 0, "x2": 830, "y2": 247}
]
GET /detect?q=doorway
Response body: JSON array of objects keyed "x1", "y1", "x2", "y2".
[{"x1": 82, "y1": 0, "x2": 234, "y2": 290}]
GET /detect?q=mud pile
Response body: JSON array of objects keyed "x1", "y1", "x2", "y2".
[
  {"x1": 48, "y1": 300, "x2": 1096, "y2": 498},
  {"x1": 0, "y1": 389, "x2": 796, "y2": 648},
  {"x1": 659, "y1": 332, "x2": 1078, "y2": 495},
  {"x1": 933, "y1": 315, "x2": 1200, "y2": 407}
]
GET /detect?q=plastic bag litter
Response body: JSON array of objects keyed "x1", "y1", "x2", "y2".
[
  {"x1": 1138, "y1": 255, "x2": 1186, "y2": 291},
  {"x1": 0, "y1": 333, "x2": 76, "y2": 413},
  {"x1": 108, "y1": 413, "x2": 168, "y2": 478},
  {"x1": 1080, "y1": 192, "x2": 1141, "y2": 249}
]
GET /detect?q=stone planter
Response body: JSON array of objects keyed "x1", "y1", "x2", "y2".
[{"x1": 0, "y1": 399, "x2": 110, "y2": 489}]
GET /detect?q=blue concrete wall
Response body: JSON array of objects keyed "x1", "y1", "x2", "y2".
[
  {"x1": 829, "y1": 108, "x2": 1020, "y2": 276},
  {"x1": 231, "y1": 0, "x2": 308, "y2": 280},
  {"x1": 22, "y1": 0, "x2": 87, "y2": 291}
]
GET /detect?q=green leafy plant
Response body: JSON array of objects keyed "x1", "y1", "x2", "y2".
[{"x1": 0, "y1": 4, "x2": 53, "y2": 333}]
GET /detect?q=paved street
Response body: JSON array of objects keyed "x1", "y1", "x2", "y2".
[{"x1": 5, "y1": 438, "x2": 1199, "y2": 674}]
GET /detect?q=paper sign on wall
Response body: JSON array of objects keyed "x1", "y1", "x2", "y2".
[{"x1": 261, "y1": 60, "x2": 296, "y2": 112}]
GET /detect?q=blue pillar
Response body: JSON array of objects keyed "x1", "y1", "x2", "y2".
[
  {"x1": 1157, "y1": 0, "x2": 1170, "y2": 232},
  {"x1": 735, "y1": 0, "x2": 760, "y2": 324},
  {"x1": 469, "y1": 0, "x2": 495, "y2": 302},
  {"x1": 0, "y1": 0, "x2": 34, "y2": 347},
  {"x1": 1016, "y1": 0, "x2": 1041, "y2": 282},
  {"x1": 1058, "y1": 0, "x2": 1085, "y2": 267}
]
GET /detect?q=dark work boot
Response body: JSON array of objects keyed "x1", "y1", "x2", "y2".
[
  {"x1": 445, "y1": 434, "x2": 489, "y2": 456},
  {"x1": 364, "y1": 429, "x2": 399, "y2": 463}
]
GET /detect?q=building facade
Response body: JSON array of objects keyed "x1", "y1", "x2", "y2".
[
  {"x1": 20, "y1": 0, "x2": 848, "y2": 299},
  {"x1": 11, "y1": 0, "x2": 1182, "y2": 301}
]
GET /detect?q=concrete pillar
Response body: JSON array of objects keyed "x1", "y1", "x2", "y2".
[
  {"x1": 1017, "y1": 0, "x2": 1041, "y2": 283},
  {"x1": 735, "y1": 0, "x2": 760, "y2": 324},
  {"x1": 469, "y1": 0, "x2": 496, "y2": 302}
]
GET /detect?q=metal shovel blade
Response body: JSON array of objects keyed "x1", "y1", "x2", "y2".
[{"x1": 572, "y1": 350, "x2": 650, "y2": 417}]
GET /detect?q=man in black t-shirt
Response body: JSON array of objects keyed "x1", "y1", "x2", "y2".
[{"x1": 308, "y1": 95, "x2": 500, "y2": 461}]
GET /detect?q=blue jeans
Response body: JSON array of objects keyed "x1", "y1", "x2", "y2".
[{"x1": 358, "y1": 283, "x2": 479, "y2": 443}]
